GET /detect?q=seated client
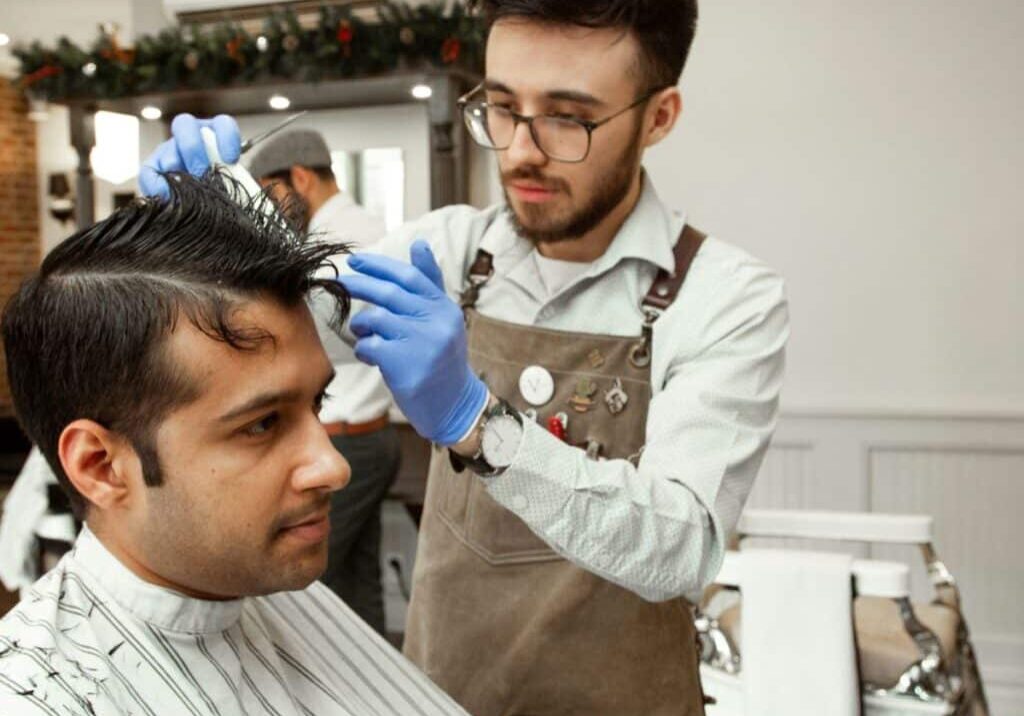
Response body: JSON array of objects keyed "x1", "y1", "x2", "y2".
[{"x1": 0, "y1": 172, "x2": 464, "y2": 715}]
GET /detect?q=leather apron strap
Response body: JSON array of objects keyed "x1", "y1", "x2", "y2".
[{"x1": 461, "y1": 223, "x2": 707, "y2": 320}]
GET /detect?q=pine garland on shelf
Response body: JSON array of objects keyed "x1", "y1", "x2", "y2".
[{"x1": 14, "y1": 2, "x2": 484, "y2": 102}]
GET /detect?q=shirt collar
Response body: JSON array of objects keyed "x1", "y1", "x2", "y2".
[
  {"x1": 72, "y1": 525, "x2": 244, "y2": 634},
  {"x1": 588, "y1": 173, "x2": 680, "y2": 276},
  {"x1": 478, "y1": 172, "x2": 683, "y2": 287},
  {"x1": 309, "y1": 191, "x2": 355, "y2": 235}
]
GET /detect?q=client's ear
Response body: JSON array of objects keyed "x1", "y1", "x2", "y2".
[{"x1": 58, "y1": 420, "x2": 140, "y2": 511}]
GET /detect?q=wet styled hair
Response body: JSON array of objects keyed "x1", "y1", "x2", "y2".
[
  {"x1": 2, "y1": 171, "x2": 350, "y2": 517},
  {"x1": 469, "y1": 0, "x2": 699, "y2": 90}
]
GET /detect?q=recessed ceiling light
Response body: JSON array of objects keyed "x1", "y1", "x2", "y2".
[
  {"x1": 269, "y1": 94, "x2": 291, "y2": 110},
  {"x1": 410, "y1": 84, "x2": 433, "y2": 100},
  {"x1": 140, "y1": 106, "x2": 162, "y2": 120}
]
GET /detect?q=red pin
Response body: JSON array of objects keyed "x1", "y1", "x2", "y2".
[{"x1": 547, "y1": 414, "x2": 567, "y2": 441}]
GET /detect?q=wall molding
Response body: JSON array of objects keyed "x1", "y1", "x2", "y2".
[{"x1": 781, "y1": 405, "x2": 1024, "y2": 423}]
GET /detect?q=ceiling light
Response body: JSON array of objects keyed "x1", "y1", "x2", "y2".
[
  {"x1": 140, "y1": 105, "x2": 162, "y2": 121},
  {"x1": 410, "y1": 84, "x2": 433, "y2": 100},
  {"x1": 0, "y1": 33, "x2": 10, "y2": 48},
  {"x1": 269, "y1": 94, "x2": 291, "y2": 110}
]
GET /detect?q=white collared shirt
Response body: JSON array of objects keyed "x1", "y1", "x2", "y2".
[
  {"x1": 318, "y1": 174, "x2": 789, "y2": 602},
  {"x1": 0, "y1": 526, "x2": 466, "y2": 715},
  {"x1": 309, "y1": 193, "x2": 392, "y2": 424}
]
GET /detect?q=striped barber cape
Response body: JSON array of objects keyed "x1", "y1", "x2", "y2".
[{"x1": 0, "y1": 526, "x2": 466, "y2": 715}]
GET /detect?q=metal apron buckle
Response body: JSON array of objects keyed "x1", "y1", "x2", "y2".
[{"x1": 629, "y1": 307, "x2": 661, "y2": 368}]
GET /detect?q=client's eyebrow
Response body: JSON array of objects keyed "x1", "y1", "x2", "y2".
[
  {"x1": 483, "y1": 79, "x2": 605, "y2": 108},
  {"x1": 217, "y1": 370, "x2": 336, "y2": 424}
]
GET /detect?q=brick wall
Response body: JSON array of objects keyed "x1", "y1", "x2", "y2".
[{"x1": 0, "y1": 79, "x2": 40, "y2": 418}]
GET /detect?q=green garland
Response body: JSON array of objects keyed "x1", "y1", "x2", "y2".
[{"x1": 14, "y1": 2, "x2": 484, "y2": 102}]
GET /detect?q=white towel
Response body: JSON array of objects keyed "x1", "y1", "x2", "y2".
[
  {"x1": 740, "y1": 548, "x2": 859, "y2": 716},
  {"x1": 0, "y1": 448, "x2": 53, "y2": 591}
]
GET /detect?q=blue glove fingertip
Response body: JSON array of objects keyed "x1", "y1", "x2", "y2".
[
  {"x1": 410, "y1": 239, "x2": 445, "y2": 292},
  {"x1": 410, "y1": 238, "x2": 433, "y2": 257},
  {"x1": 171, "y1": 113, "x2": 211, "y2": 177},
  {"x1": 210, "y1": 115, "x2": 242, "y2": 164}
]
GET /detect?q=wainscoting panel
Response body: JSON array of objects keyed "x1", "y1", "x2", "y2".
[
  {"x1": 753, "y1": 411, "x2": 1024, "y2": 714},
  {"x1": 747, "y1": 442, "x2": 816, "y2": 509}
]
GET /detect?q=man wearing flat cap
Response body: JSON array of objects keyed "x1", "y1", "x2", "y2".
[{"x1": 249, "y1": 129, "x2": 399, "y2": 637}]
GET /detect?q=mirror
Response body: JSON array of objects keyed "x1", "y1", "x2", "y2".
[
  {"x1": 233, "y1": 105, "x2": 430, "y2": 233},
  {"x1": 331, "y1": 148, "x2": 405, "y2": 232}
]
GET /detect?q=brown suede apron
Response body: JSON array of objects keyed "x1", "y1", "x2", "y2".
[{"x1": 403, "y1": 226, "x2": 708, "y2": 716}]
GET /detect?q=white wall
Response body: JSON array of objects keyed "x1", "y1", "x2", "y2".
[
  {"x1": 644, "y1": 0, "x2": 1024, "y2": 418},
  {"x1": 641, "y1": 3, "x2": 1024, "y2": 708}
]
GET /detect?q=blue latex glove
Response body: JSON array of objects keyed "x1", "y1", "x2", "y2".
[
  {"x1": 340, "y1": 240, "x2": 489, "y2": 446},
  {"x1": 139, "y1": 114, "x2": 241, "y2": 198}
]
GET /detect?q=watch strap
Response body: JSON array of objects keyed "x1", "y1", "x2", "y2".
[{"x1": 448, "y1": 399, "x2": 521, "y2": 477}]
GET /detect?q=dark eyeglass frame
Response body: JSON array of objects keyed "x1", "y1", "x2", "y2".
[{"x1": 456, "y1": 82, "x2": 666, "y2": 164}]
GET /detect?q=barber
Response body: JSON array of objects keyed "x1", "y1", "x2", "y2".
[
  {"x1": 141, "y1": 1, "x2": 788, "y2": 713},
  {"x1": 246, "y1": 129, "x2": 399, "y2": 636}
]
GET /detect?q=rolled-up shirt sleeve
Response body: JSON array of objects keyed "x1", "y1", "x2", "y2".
[{"x1": 484, "y1": 258, "x2": 789, "y2": 603}]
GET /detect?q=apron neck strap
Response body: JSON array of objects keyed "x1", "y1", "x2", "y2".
[
  {"x1": 460, "y1": 249, "x2": 495, "y2": 310},
  {"x1": 628, "y1": 223, "x2": 707, "y2": 369},
  {"x1": 641, "y1": 223, "x2": 707, "y2": 313},
  {"x1": 460, "y1": 224, "x2": 706, "y2": 313}
]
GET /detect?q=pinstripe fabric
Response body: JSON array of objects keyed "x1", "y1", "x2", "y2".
[{"x1": 0, "y1": 528, "x2": 466, "y2": 715}]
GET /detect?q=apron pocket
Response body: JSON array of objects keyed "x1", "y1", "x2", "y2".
[{"x1": 463, "y1": 478, "x2": 559, "y2": 565}]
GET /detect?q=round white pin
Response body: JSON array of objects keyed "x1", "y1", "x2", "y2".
[{"x1": 519, "y1": 365, "x2": 555, "y2": 406}]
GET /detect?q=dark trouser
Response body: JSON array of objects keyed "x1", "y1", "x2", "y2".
[{"x1": 320, "y1": 423, "x2": 401, "y2": 636}]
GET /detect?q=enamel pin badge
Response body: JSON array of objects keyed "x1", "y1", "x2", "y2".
[
  {"x1": 604, "y1": 378, "x2": 629, "y2": 415},
  {"x1": 519, "y1": 365, "x2": 555, "y2": 407},
  {"x1": 568, "y1": 377, "x2": 598, "y2": 413}
]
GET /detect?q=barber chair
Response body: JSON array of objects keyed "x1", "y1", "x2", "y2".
[{"x1": 695, "y1": 509, "x2": 989, "y2": 715}]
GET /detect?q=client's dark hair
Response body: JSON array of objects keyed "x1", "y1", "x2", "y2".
[
  {"x1": 2, "y1": 170, "x2": 351, "y2": 518},
  {"x1": 469, "y1": 0, "x2": 699, "y2": 90}
]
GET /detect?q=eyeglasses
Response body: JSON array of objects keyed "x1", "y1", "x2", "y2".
[{"x1": 457, "y1": 83, "x2": 663, "y2": 163}]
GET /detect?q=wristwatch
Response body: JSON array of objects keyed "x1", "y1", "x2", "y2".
[{"x1": 449, "y1": 399, "x2": 524, "y2": 477}]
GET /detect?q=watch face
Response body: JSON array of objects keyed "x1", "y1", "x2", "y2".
[{"x1": 481, "y1": 414, "x2": 523, "y2": 469}]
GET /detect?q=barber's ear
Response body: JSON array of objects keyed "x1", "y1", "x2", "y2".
[
  {"x1": 642, "y1": 87, "x2": 682, "y2": 149},
  {"x1": 58, "y1": 420, "x2": 140, "y2": 512}
]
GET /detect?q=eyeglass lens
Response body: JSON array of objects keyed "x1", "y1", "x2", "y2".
[{"x1": 463, "y1": 103, "x2": 590, "y2": 162}]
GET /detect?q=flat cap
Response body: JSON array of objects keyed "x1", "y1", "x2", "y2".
[{"x1": 247, "y1": 128, "x2": 332, "y2": 178}]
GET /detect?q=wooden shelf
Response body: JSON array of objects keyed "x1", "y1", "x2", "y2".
[{"x1": 63, "y1": 68, "x2": 478, "y2": 119}]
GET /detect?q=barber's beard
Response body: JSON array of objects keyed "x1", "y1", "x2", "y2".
[
  {"x1": 503, "y1": 131, "x2": 643, "y2": 245},
  {"x1": 277, "y1": 188, "x2": 312, "y2": 232}
]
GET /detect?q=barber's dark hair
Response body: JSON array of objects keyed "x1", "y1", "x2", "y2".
[
  {"x1": 469, "y1": 0, "x2": 699, "y2": 89},
  {"x1": 2, "y1": 171, "x2": 350, "y2": 518}
]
